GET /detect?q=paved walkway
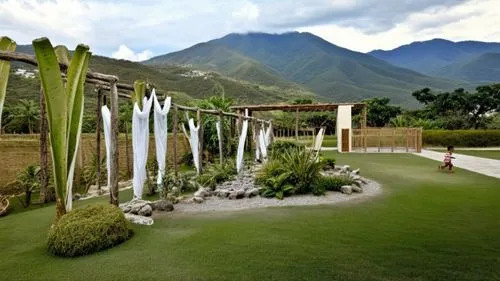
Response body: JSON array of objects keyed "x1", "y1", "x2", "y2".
[{"x1": 415, "y1": 149, "x2": 500, "y2": 179}]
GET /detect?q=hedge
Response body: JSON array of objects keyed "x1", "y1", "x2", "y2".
[
  {"x1": 47, "y1": 204, "x2": 133, "y2": 257},
  {"x1": 423, "y1": 130, "x2": 500, "y2": 147}
]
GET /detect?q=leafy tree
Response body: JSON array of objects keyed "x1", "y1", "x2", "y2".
[
  {"x1": 363, "y1": 97, "x2": 402, "y2": 127},
  {"x1": 16, "y1": 164, "x2": 40, "y2": 207},
  {"x1": 6, "y1": 99, "x2": 40, "y2": 134}
]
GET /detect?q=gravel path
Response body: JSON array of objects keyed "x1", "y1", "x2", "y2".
[
  {"x1": 172, "y1": 180, "x2": 382, "y2": 214},
  {"x1": 415, "y1": 149, "x2": 500, "y2": 179}
]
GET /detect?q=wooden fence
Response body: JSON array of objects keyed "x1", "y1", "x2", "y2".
[{"x1": 352, "y1": 128, "x2": 422, "y2": 153}]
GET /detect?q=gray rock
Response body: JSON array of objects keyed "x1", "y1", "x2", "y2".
[
  {"x1": 125, "y1": 213, "x2": 154, "y2": 226},
  {"x1": 351, "y1": 174, "x2": 361, "y2": 180},
  {"x1": 236, "y1": 189, "x2": 245, "y2": 199},
  {"x1": 244, "y1": 188, "x2": 260, "y2": 198},
  {"x1": 120, "y1": 204, "x2": 132, "y2": 213},
  {"x1": 73, "y1": 193, "x2": 81, "y2": 201},
  {"x1": 218, "y1": 190, "x2": 230, "y2": 198},
  {"x1": 352, "y1": 186, "x2": 363, "y2": 193},
  {"x1": 194, "y1": 189, "x2": 209, "y2": 198},
  {"x1": 193, "y1": 196, "x2": 204, "y2": 204},
  {"x1": 138, "y1": 204, "x2": 153, "y2": 216},
  {"x1": 228, "y1": 191, "x2": 238, "y2": 199},
  {"x1": 152, "y1": 200, "x2": 174, "y2": 212},
  {"x1": 341, "y1": 165, "x2": 351, "y2": 172},
  {"x1": 340, "y1": 185, "x2": 353, "y2": 195}
]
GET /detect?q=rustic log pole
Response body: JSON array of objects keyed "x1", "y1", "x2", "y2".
[
  {"x1": 39, "y1": 87, "x2": 50, "y2": 203},
  {"x1": 218, "y1": 111, "x2": 224, "y2": 165},
  {"x1": 109, "y1": 82, "x2": 119, "y2": 206},
  {"x1": 295, "y1": 108, "x2": 299, "y2": 141},
  {"x1": 197, "y1": 109, "x2": 203, "y2": 174},
  {"x1": 95, "y1": 88, "x2": 102, "y2": 192},
  {"x1": 173, "y1": 105, "x2": 179, "y2": 177},
  {"x1": 247, "y1": 111, "x2": 253, "y2": 152}
]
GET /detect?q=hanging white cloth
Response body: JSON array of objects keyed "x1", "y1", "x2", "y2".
[
  {"x1": 236, "y1": 110, "x2": 249, "y2": 173},
  {"x1": 259, "y1": 128, "x2": 268, "y2": 161},
  {"x1": 101, "y1": 106, "x2": 112, "y2": 189},
  {"x1": 265, "y1": 122, "x2": 273, "y2": 148},
  {"x1": 216, "y1": 118, "x2": 222, "y2": 156},
  {"x1": 152, "y1": 90, "x2": 171, "y2": 188},
  {"x1": 188, "y1": 118, "x2": 201, "y2": 174},
  {"x1": 132, "y1": 95, "x2": 153, "y2": 199},
  {"x1": 255, "y1": 128, "x2": 261, "y2": 161}
]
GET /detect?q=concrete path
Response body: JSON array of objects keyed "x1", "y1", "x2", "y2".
[{"x1": 415, "y1": 149, "x2": 500, "y2": 179}]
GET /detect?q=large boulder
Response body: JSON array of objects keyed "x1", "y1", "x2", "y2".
[
  {"x1": 340, "y1": 185, "x2": 353, "y2": 194},
  {"x1": 194, "y1": 188, "x2": 210, "y2": 198},
  {"x1": 228, "y1": 191, "x2": 238, "y2": 200},
  {"x1": 236, "y1": 189, "x2": 245, "y2": 199},
  {"x1": 152, "y1": 200, "x2": 174, "y2": 212},
  {"x1": 352, "y1": 186, "x2": 363, "y2": 193},
  {"x1": 244, "y1": 188, "x2": 259, "y2": 198},
  {"x1": 193, "y1": 197, "x2": 204, "y2": 204},
  {"x1": 138, "y1": 204, "x2": 153, "y2": 216}
]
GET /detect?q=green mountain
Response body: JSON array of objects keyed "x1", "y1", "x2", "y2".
[
  {"x1": 430, "y1": 53, "x2": 500, "y2": 84},
  {"x1": 4, "y1": 44, "x2": 314, "y2": 112},
  {"x1": 146, "y1": 32, "x2": 464, "y2": 106},
  {"x1": 369, "y1": 39, "x2": 500, "y2": 78}
]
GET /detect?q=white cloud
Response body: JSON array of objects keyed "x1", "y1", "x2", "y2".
[
  {"x1": 0, "y1": 0, "x2": 498, "y2": 56},
  {"x1": 111, "y1": 45, "x2": 153, "y2": 61}
]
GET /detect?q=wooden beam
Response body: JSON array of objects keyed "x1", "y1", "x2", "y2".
[
  {"x1": 109, "y1": 82, "x2": 119, "y2": 206},
  {"x1": 173, "y1": 105, "x2": 179, "y2": 177},
  {"x1": 230, "y1": 102, "x2": 366, "y2": 112},
  {"x1": 197, "y1": 109, "x2": 203, "y2": 174},
  {"x1": 218, "y1": 111, "x2": 224, "y2": 165}
]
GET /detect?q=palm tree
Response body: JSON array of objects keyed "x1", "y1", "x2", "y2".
[
  {"x1": 16, "y1": 164, "x2": 40, "y2": 207},
  {"x1": 8, "y1": 99, "x2": 40, "y2": 134},
  {"x1": 119, "y1": 102, "x2": 133, "y2": 178}
]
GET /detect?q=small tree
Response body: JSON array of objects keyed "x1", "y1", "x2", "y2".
[{"x1": 16, "y1": 164, "x2": 40, "y2": 207}]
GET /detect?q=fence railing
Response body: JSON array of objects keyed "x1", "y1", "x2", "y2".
[{"x1": 352, "y1": 127, "x2": 422, "y2": 153}]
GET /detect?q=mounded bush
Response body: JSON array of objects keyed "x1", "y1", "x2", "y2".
[
  {"x1": 47, "y1": 204, "x2": 133, "y2": 257},
  {"x1": 423, "y1": 130, "x2": 500, "y2": 147},
  {"x1": 268, "y1": 140, "x2": 303, "y2": 159}
]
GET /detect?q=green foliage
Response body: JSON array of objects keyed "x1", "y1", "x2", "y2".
[
  {"x1": 3, "y1": 99, "x2": 40, "y2": 134},
  {"x1": 390, "y1": 115, "x2": 440, "y2": 129},
  {"x1": 423, "y1": 130, "x2": 500, "y2": 147},
  {"x1": 47, "y1": 204, "x2": 133, "y2": 257},
  {"x1": 268, "y1": 140, "x2": 301, "y2": 159},
  {"x1": 163, "y1": 171, "x2": 200, "y2": 196},
  {"x1": 16, "y1": 164, "x2": 40, "y2": 207},
  {"x1": 315, "y1": 175, "x2": 355, "y2": 192},
  {"x1": 319, "y1": 156, "x2": 336, "y2": 169},
  {"x1": 259, "y1": 171, "x2": 295, "y2": 200},
  {"x1": 81, "y1": 152, "x2": 106, "y2": 193},
  {"x1": 197, "y1": 160, "x2": 237, "y2": 190},
  {"x1": 363, "y1": 97, "x2": 402, "y2": 127},
  {"x1": 0, "y1": 36, "x2": 16, "y2": 131}
]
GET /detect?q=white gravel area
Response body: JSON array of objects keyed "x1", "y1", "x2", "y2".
[{"x1": 172, "y1": 179, "x2": 382, "y2": 213}]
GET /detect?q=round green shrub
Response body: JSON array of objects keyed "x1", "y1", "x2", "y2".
[{"x1": 47, "y1": 204, "x2": 133, "y2": 257}]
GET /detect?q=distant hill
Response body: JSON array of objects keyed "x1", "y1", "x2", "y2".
[
  {"x1": 430, "y1": 53, "x2": 500, "y2": 83},
  {"x1": 4, "y1": 44, "x2": 314, "y2": 112},
  {"x1": 369, "y1": 39, "x2": 500, "y2": 80},
  {"x1": 146, "y1": 32, "x2": 464, "y2": 106}
]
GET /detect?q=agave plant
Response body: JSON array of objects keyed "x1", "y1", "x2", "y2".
[
  {"x1": 32, "y1": 38, "x2": 91, "y2": 221},
  {"x1": 0, "y1": 36, "x2": 16, "y2": 132}
]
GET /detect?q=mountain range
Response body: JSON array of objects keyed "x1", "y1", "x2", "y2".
[{"x1": 5, "y1": 32, "x2": 500, "y2": 109}]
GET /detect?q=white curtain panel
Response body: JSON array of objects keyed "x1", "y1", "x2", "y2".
[
  {"x1": 236, "y1": 110, "x2": 249, "y2": 173},
  {"x1": 259, "y1": 128, "x2": 267, "y2": 161},
  {"x1": 188, "y1": 118, "x2": 201, "y2": 174},
  {"x1": 132, "y1": 95, "x2": 153, "y2": 199},
  {"x1": 216, "y1": 118, "x2": 223, "y2": 156},
  {"x1": 152, "y1": 90, "x2": 171, "y2": 187},
  {"x1": 101, "y1": 105, "x2": 112, "y2": 189},
  {"x1": 265, "y1": 122, "x2": 273, "y2": 148}
]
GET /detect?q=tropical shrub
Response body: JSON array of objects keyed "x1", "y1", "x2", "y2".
[
  {"x1": 255, "y1": 159, "x2": 286, "y2": 185},
  {"x1": 197, "y1": 160, "x2": 237, "y2": 190},
  {"x1": 319, "y1": 156, "x2": 335, "y2": 169},
  {"x1": 281, "y1": 148, "x2": 323, "y2": 194},
  {"x1": 163, "y1": 171, "x2": 200, "y2": 196},
  {"x1": 268, "y1": 140, "x2": 302, "y2": 159},
  {"x1": 47, "y1": 204, "x2": 133, "y2": 257},
  {"x1": 259, "y1": 171, "x2": 295, "y2": 200},
  {"x1": 423, "y1": 130, "x2": 500, "y2": 147},
  {"x1": 315, "y1": 175, "x2": 355, "y2": 192},
  {"x1": 16, "y1": 164, "x2": 40, "y2": 207}
]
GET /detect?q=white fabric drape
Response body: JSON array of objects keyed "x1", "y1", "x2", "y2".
[
  {"x1": 152, "y1": 90, "x2": 171, "y2": 187},
  {"x1": 188, "y1": 118, "x2": 201, "y2": 174},
  {"x1": 236, "y1": 110, "x2": 249, "y2": 173},
  {"x1": 265, "y1": 122, "x2": 272, "y2": 148},
  {"x1": 259, "y1": 128, "x2": 267, "y2": 160},
  {"x1": 132, "y1": 95, "x2": 153, "y2": 199},
  {"x1": 216, "y1": 118, "x2": 222, "y2": 155},
  {"x1": 101, "y1": 106, "x2": 112, "y2": 189}
]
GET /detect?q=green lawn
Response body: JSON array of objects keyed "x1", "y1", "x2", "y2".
[
  {"x1": 430, "y1": 149, "x2": 500, "y2": 160},
  {"x1": 1, "y1": 153, "x2": 500, "y2": 281}
]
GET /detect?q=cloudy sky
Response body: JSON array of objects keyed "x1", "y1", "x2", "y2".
[{"x1": 1, "y1": 0, "x2": 499, "y2": 61}]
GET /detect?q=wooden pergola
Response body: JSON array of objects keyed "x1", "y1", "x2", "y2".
[{"x1": 230, "y1": 103, "x2": 368, "y2": 145}]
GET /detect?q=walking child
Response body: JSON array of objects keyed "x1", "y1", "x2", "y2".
[{"x1": 438, "y1": 145, "x2": 455, "y2": 172}]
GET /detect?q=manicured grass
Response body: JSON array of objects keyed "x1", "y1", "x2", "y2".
[
  {"x1": 1, "y1": 153, "x2": 500, "y2": 280},
  {"x1": 430, "y1": 149, "x2": 500, "y2": 160}
]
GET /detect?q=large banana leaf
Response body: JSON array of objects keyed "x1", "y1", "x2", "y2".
[
  {"x1": 0, "y1": 36, "x2": 16, "y2": 131},
  {"x1": 32, "y1": 37, "x2": 91, "y2": 216}
]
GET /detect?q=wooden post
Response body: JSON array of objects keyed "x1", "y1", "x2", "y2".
[
  {"x1": 295, "y1": 108, "x2": 299, "y2": 141},
  {"x1": 197, "y1": 109, "x2": 203, "y2": 174},
  {"x1": 377, "y1": 130, "x2": 381, "y2": 152},
  {"x1": 247, "y1": 110, "x2": 252, "y2": 152},
  {"x1": 254, "y1": 121, "x2": 261, "y2": 161},
  {"x1": 95, "y1": 88, "x2": 102, "y2": 192},
  {"x1": 39, "y1": 87, "x2": 50, "y2": 203},
  {"x1": 173, "y1": 105, "x2": 179, "y2": 177},
  {"x1": 218, "y1": 111, "x2": 224, "y2": 165},
  {"x1": 109, "y1": 82, "x2": 119, "y2": 206},
  {"x1": 391, "y1": 128, "x2": 396, "y2": 153}
]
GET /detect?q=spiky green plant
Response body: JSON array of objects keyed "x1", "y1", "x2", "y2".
[
  {"x1": 32, "y1": 37, "x2": 91, "y2": 221},
  {"x1": 0, "y1": 36, "x2": 16, "y2": 132}
]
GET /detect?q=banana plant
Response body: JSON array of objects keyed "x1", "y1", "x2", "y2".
[
  {"x1": 32, "y1": 37, "x2": 91, "y2": 221},
  {"x1": 0, "y1": 36, "x2": 16, "y2": 133}
]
